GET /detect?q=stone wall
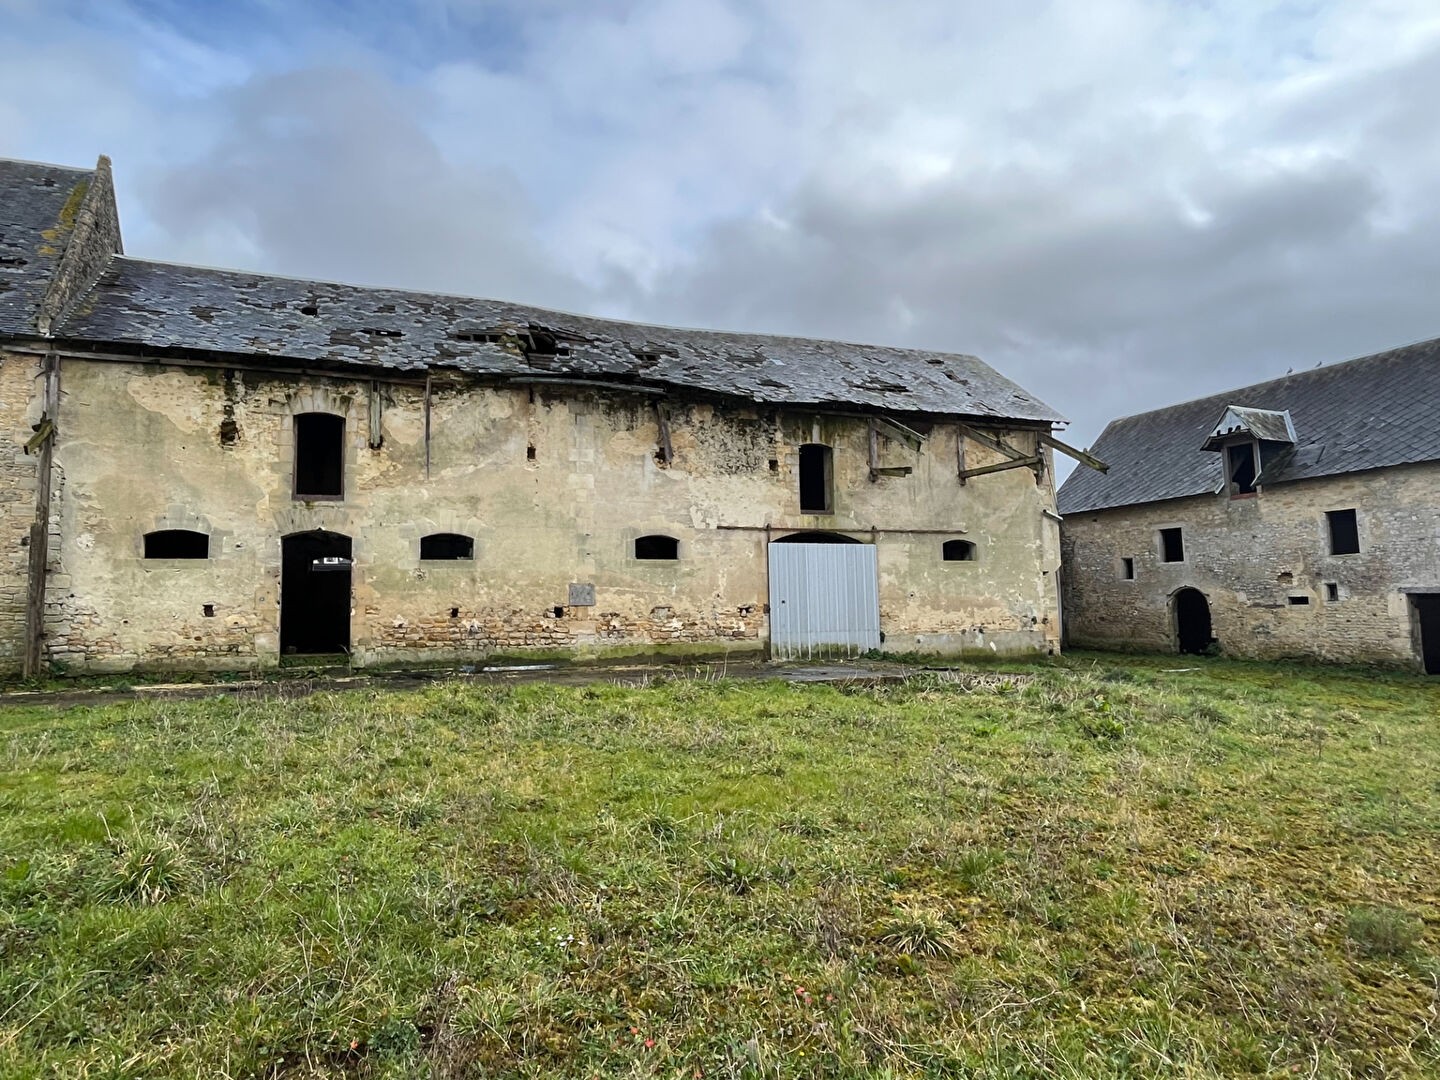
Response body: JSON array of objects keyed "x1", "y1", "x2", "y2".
[
  {"x1": 35, "y1": 358, "x2": 1061, "y2": 671},
  {"x1": 1060, "y1": 461, "x2": 1440, "y2": 667},
  {"x1": 0, "y1": 353, "x2": 41, "y2": 671}
]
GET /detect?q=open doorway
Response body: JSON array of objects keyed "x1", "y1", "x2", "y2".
[
  {"x1": 1173, "y1": 587, "x2": 1212, "y2": 655},
  {"x1": 281, "y1": 531, "x2": 352, "y2": 655},
  {"x1": 1411, "y1": 594, "x2": 1440, "y2": 674}
]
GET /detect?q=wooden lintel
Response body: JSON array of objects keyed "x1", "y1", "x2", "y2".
[
  {"x1": 955, "y1": 423, "x2": 1027, "y2": 461},
  {"x1": 957, "y1": 454, "x2": 1042, "y2": 481},
  {"x1": 872, "y1": 466, "x2": 913, "y2": 477},
  {"x1": 1039, "y1": 432, "x2": 1109, "y2": 473}
]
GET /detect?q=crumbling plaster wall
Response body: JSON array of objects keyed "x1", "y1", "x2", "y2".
[
  {"x1": 43, "y1": 359, "x2": 1060, "y2": 671},
  {"x1": 1060, "y1": 462, "x2": 1440, "y2": 667}
]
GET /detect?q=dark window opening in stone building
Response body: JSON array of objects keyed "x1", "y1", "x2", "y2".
[
  {"x1": 1173, "y1": 588, "x2": 1212, "y2": 654},
  {"x1": 143, "y1": 530, "x2": 209, "y2": 559},
  {"x1": 281, "y1": 530, "x2": 351, "y2": 655},
  {"x1": 294, "y1": 413, "x2": 344, "y2": 499},
  {"x1": 798, "y1": 443, "x2": 833, "y2": 513},
  {"x1": 1160, "y1": 527, "x2": 1185, "y2": 563},
  {"x1": 1327, "y1": 509, "x2": 1359, "y2": 555},
  {"x1": 1325, "y1": 582, "x2": 1339, "y2": 602},
  {"x1": 1288, "y1": 595, "x2": 1310, "y2": 606},
  {"x1": 1225, "y1": 443, "x2": 1257, "y2": 495},
  {"x1": 1120, "y1": 557, "x2": 1135, "y2": 580},
  {"x1": 420, "y1": 533, "x2": 474, "y2": 560},
  {"x1": 635, "y1": 534, "x2": 679, "y2": 560},
  {"x1": 942, "y1": 539, "x2": 976, "y2": 562},
  {"x1": 1412, "y1": 594, "x2": 1440, "y2": 675}
]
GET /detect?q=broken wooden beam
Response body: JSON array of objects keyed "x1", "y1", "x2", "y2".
[
  {"x1": 654, "y1": 402, "x2": 673, "y2": 465},
  {"x1": 1038, "y1": 432, "x2": 1109, "y2": 473},
  {"x1": 955, "y1": 423, "x2": 1027, "y2": 461}
]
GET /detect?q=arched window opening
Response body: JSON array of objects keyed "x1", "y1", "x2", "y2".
[
  {"x1": 294, "y1": 412, "x2": 345, "y2": 499},
  {"x1": 143, "y1": 530, "x2": 209, "y2": 559},
  {"x1": 635, "y1": 534, "x2": 679, "y2": 560},
  {"x1": 773, "y1": 530, "x2": 861, "y2": 544},
  {"x1": 798, "y1": 443, "x2": 833, "y2": 513},
  {"x1": 420, "y1": 533, "x2": 475, "y2": 560},
  {"x1": 942, "y1": 539, "x2": 976, "y2": 562}
]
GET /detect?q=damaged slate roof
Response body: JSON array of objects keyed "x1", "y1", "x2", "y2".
[
  {"x1": 1058, "y1": 336, "x2": 1440, "y2": 514},
  {"x1": 53, "y1": 257, "x2": 1065, "y2": 423},
  {"x1": 0, "y1": 159, "x2": 98, "y2": 336}
]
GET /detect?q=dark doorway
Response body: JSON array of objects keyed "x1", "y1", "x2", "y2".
[
  {"x1": 1173, "y1": 588, "x2": 1212, "y2": 655},
  {"x1": 281, "y1": 531, "x2": 352, "y2": 655},
  {"x1": 1412, "y1": 594, "x2": 1440, "y2": 675}
]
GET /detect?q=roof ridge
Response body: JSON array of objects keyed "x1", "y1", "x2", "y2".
[{"x1": 0, "y1": 156, "x2": 95, "y2": 174}]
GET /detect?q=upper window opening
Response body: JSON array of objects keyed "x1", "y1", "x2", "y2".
[
  {"x1": 294, "y1": 413, "x2": 344, "y2": 499},
  {"x1": 144, "y1": 529, "x2": 209, "y2": 559},
  {"x1": 420, "y1": 533, "x2": 474, "y2": 560},
  {"x1": 1225, "y1": 443, "x2": 1257, "y2": 496},
  {"x1": 1160, "y1": 527, "x2": 1185, "y2": 563},
  {"x1": 1327, "y1": 509, "x2": 1359, "y2": 555},
  {"x1": 1288, "y1": 595, "x2": 1311, "y2": 606},
  {"x1": 942, "y1": 539, "x2": 976, "y2": 562},
  {"x1": 798, "y1": 443, "x2": 833, "y2": 514},
  {"x1": 635, "y1": 534, "x2": 679, "y2": 560},
  {"x1": 1120, "y1": 557, "x2": 1135, "y2": 580}
]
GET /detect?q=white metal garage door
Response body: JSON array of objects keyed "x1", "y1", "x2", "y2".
[{"x1": 767, "y1": 542, "x2": 881, "y2": 659}]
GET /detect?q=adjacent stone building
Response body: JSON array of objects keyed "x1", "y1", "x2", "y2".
[
  {"x1": 0, "y1": 154, "x2": 1085, "y2": 674},
  {"x1": 1057, "y1": 341, "x2": 1440, "y2": 672}
]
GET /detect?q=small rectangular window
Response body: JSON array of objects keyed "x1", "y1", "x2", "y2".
[
  {"x1": 1120, "y1": 557, "x2": 1135, "y2": 580},
  {"x1": 1327, "y1": 509, "x2": 1359, "y2": 555},
  {"x1": 1159, "y1": 527, "x2": 1184, "y2": 563},
  {"x1": 1225, "y1": 443, "x2": 1257, "y2": 495},
  {"x1": 294, "y1": 413, "x2": 345, "y2": 499},
  {"x1": 1325, "y1": 582, "x2": 1339, "y2": 602},
  {"x1": 1288, "y1": 595, "x2": 1311, "y2": 606}
]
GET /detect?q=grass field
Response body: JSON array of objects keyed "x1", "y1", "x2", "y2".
[{"x1": 1, "y1": 655, "x2": 1438, "y2": 1078}]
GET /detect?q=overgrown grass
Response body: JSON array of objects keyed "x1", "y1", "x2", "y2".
[{"x1": 1, "y1": 659, "x2": 1438, "y2": 1077}]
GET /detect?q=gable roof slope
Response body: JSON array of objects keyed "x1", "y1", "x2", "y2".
[
  {"x1": 0, "y1": 158, "x2": 99, "y2": 336},
  {"x1": 54, "y1": 256, "x2": 1065, "y2": 423},
  {"x1": 1058, "y1": 337, "x2": 1440, "y2": 514}
]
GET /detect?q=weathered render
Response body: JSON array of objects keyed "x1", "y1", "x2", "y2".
[
  {"x1": 0, "y1": 154, "x2": 1076, "y2": 674},
  {"x1": 1058, "y1": 341, "x2": 1440, "y2": 670}
]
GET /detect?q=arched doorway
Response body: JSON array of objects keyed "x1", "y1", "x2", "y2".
[
  {"x1": 1173, "y1": 588, "x2": 1212, "y2": 655},
  {"x1": 281, "y1": 530, "x2": 352, "y2": 655},
  {"x1": 773, "y1": 530, "x2": 862, "y2": 544}
]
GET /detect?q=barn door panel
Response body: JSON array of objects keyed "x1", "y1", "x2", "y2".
[{"x1": 767, "y1": 543, "x2": 881, "y2": 659}]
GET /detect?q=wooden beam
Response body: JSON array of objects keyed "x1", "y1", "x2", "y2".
[
  {"x1": 423, "y1": 371, "x2": 432, "y2": 479},
  {"x1": 873, "y1": 417, "x2": 926, "y2": 452},
  {"x1": 367, "y1": 381, "x2": 384, "y2": 449},
  {"x1": 1039, "y1": 432, "x2": 1108, "y2": 473},
  {"x1": 955, "y1": 423, "x2": 1026, "y2": 461},
  {"x1": 24, "y1": 352, "x2": 60, "y2": 678},
  {"x1": 654, "y1": 402, "x2": 673, "y2": 465},
  {"x1": 957, "y1": 454, "x2": 1042, "y2": 481}
]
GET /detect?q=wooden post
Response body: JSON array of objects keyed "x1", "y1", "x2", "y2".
[
  {"x1": 23, "y1": 352, "x2": 60, "y2": 678},
  {"x1": 957, "y1": 426, "x2": 966, "y2": 485},
  {"x1": 422, "y1": 372, "x2": 432, "y2": 479}
]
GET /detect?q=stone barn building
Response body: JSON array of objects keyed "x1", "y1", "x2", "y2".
[
  {"x1": 1058, "y1": 340, "x2": 1440, "y2": 672},
  {"x1": 0, "y1": 154, "x2": 1090, "y2": 675}
]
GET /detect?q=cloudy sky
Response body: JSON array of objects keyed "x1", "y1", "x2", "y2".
[{"x1": 3, "y1": 0, "x2": 1439, "y2": 457}]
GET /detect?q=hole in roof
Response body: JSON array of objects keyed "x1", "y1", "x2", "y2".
[
  {"x1": 452, "y1": 330, "x2": 509, "y2": 344},
  {"x1": 299, "y1": 304, "x2": 319, "y2": 316},
  {"x1": 362, "y1": 327, "x2": 403, "y2": 338}
]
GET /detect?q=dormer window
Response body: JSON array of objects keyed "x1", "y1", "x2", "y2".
[{"x1": 1225, "y1": 442, "x2": 1257, "y2": 496}]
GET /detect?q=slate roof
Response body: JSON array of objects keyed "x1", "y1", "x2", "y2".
[
  {"x1": 0, "y1": 159, "x2": 97, "y2": 336},
  {"x1": 1058, "y1": 337, "x2": 1440, "y2": 514},
  {"x1": 52, "y1": 257, "x2": 1063, "y2": 423}
]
